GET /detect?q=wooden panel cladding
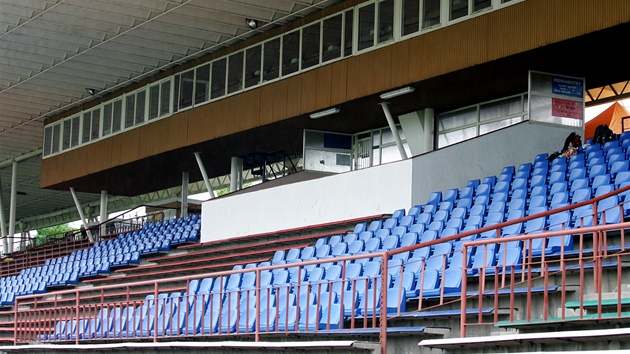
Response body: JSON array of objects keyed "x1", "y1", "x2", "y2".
[{"x1": 41, "y1": 0, "x2": 630, "y2": 188}]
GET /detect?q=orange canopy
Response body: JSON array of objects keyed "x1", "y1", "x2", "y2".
[{"x1": 585, "y1": 101, "x2": 630, "y2": 140}]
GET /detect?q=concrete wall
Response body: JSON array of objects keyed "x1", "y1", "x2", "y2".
[
  {"x1": 410, "y1": 121, "x2": 578, "y2": 206},
  {"x1": 201, "y1": 159, "x2": 414, "y2": 242}
]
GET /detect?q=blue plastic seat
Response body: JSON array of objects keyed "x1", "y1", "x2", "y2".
[
  {"x1": 468, "y1": 246, "x2": 497, "y2": 275},
  {"x1": 426, "y1": 191, "x2": 442, "y2": 206},
  {"x1": 610, "y1": 160, "x2": 630, "y2": 179},
  {"x1": 548, "y1": 170, "x2": 566, "y2": 185},
  {"x1": 598, "y1": 195, "x2": 621, "y2": 224},
  {"x1": 569, "y1": 167, "x2": 587, "y2": 183},
  {"x1": 475, "y1": 183, "x2": 492, "y2": 198},
  {"x1": 571, "y1": 187, "x2": 592, "y2": 204},
  {"x1": 459, "y1": 186, "x2": 474, "y2": 199}
]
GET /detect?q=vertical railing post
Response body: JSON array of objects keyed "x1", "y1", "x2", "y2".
[
  {"x1": 379, "y1": 253, "x2": 388, "y2": 354},
  {"x1": 460, "y1": 244, "x2": 468, "y2": 338}
]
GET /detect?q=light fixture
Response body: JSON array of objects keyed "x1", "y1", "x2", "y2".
[
  {"x1": 85, "y1": 88, "x2": 98, "y2": 96},
  {"x1": 379, "y1": 86, "x2": 415, "y2": 100},
  {"x1": 309, "y1": 107, "x2": 340, "y2": 119},
  {"x1": 246, "y1": 18, "x2": 258, "y2": 30}
]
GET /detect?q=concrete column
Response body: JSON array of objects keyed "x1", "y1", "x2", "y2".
[
  {"x1": 0, "y1": 174, "x2": 7, "y2": 255},
  {"x1": 8, "y1": 161, "x2": 17, "y2": 253},
  {"x1": 70, "y1": 187, "x2": 94, "y2": 242},
  {"x1": 399, "y1": 108, "x2": 435, "y2": 156},
  {"x1": 230, "y1": 156, "x2": 243, "y2": 192},
  {"x1": 100, "y1": 190, "x2": 108, "y2": 237},
  {"x1": 194, "y1": 152, "x2": 216, "y2": 198},
  {"x1": 181, "y1": 172, "x2": 189, "y2": 219},
  {"x1": 379, "y1": 102, "x2": 408, "y2": 160}
]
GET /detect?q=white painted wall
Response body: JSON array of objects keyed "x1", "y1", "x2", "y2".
[
  {"x1": 411, "y1": 121, "x2": 577, "y2": 205},
  {"x1": 201, "y1": 159, "x2": 413, "y2": 242}
]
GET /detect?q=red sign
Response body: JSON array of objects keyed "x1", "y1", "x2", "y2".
[{"x1": 552, "y1": 98, "x2": 583, "y2": 119}]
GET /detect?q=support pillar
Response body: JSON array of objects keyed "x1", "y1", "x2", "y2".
[
  {"x1": 8, "y1": 161, "x2": 17, "y2": 253},
  {"x1": 194, "y1": 152, "x2": 216, "y2": 198},
  {"x1": 379, "y1": 102, "x2": 408, "y2": 160},
  {"x1": 100, "y1": 190, "x2": 108, "y2": 237},
  {"x1": 0, "y1": 175, "x2": 6, "y2": 256},
  {"x1": 399, "y1": 108, "x2": 435, "y2": 156},
  {"x1": 230, "y1": 156, "x2": 243, "y2": 192},
  {"x1": 181, "y1": 172, "x2": 189, "y2": 219},
  {"x1": 70, "y1": 187, "x2": 94, "y2": 242}
]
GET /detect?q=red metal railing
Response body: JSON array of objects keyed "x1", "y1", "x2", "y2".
[{"x1": 9, "y1": 184, "x2": 630, "y2": 353}]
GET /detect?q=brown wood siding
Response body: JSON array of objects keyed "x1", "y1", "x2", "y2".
[{"x1": 41, "y1": 0, "x2": 630, "y2": 188}]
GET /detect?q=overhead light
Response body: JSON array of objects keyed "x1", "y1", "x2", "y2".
[
  {"x1": 309, "y1": 107, "x2": 340, "y2": 119},
  {"x1": 85, "y1": 88, "x2": 98, "y2": 96},
  {"x1": 246, "y1": 18, "x2": 258, "y2": 30},
  {"x1": 379, "y1": 86, "x2": 415, "y2": 100}
]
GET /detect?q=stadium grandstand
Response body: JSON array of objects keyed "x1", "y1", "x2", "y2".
[{"x1": 2, "y1": 0, "x2": 630, "y2": 353}]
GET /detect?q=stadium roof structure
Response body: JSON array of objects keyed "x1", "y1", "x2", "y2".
[
  {"x1": 2, "y1": 0, "x2": 630, "y2": 232},
  {"x1": 0, "y1": 0, "x2": 343, "y2": 229}
]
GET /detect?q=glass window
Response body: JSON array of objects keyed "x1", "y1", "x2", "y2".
[
  {"x1": 103, "y1": 103, "x2": 113, "y2": 136},
  {"x1": 112, "y1": 100, "x2": 122, "y2": 133},
  {"x1": 474, "y1": 0, "x2": 492, "y2": 12},
  {"x1": 450, "y1": 0, "x2": 468, "y2": 21},
  {"x1": 322, "y1": 15, "x2": 342, "y2": 63},
  {"x1": 134, "y1": 91, "x2": 145, "y2": 125},
  {"x1": 479, "y1": 117, "x2": 522, "y2": 134},
  {"x1": 43, "y1": 126, "x2": 52, "y2": 156},
  {"x1": 52, "y1": 124, "x2": 60, "y2": 154},
  {"x1": 211, "y1": 58, "x2": 226, "y2": 99},
  {"x1": 82, "y1": 112, "x2": 92, "y2": 143},
  {"x1": 480, "y1": 97, "x2": 521, "y2": 122},
  {"x1": 149, "y1": 84, "x2": 160, "y2": 120},
  {"x1": 377, "y1": 0, "x2": 395, "y2": 44},
  {"x1": 302, "y1": 23, "x2": 320, "y2": 70},
  {"x1": 422, "y1": 0, "x2": 441, "y2": 28},
  {"x1": 62, "y1": 119, "x2": 72, "y2": 150},
  {"x1": 71, "y1": 116, "x2": 80, "y2": 147},
  {"x1": 195, "y1": 64, "x2": 210, "y2": 104},
  {"x1": 282, "y1": 30, "x2": 300, "y2": 76},
  {"x1": 358, "y1": 3, "x2": 375, "y2": 51},
  {"x1": 263, "y1": 38, "x2": 280, "y2": 82},
  {"x1": 125, "y1": 95, "x2": 135, "y2": 129},
  {"x1": 438, "y1": 126, "x2": 477, "y2": 148},
  {"x1": 160, "y1": 81, "x2": 171, "y2": 116},
  {"x1": 343, "y1": 10, "x2": 353, "y2": 57},
  {"x1": 178, "y1": 70, "x2": 194, "y2": 109},
  {"x1": 227, "y1": 51, "x2": 244, "y2": 94},
  {"x1": 438, "y1": 106, "x2": 477, "y2": 131},
  {"x1": 244, "y1": 45, "x2": 262, "y2": 89},
  {"x1": 402, "y1": 0, "x2": 420, "y2": 36},
  {"x1": 91, "y1": 108, "x2": 100, "y2": 140}
]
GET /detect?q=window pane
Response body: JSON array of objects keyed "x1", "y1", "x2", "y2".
[
  {"x1": 173, "y1": 75, "x2": 180, "y2": 113},
  {"x1": 179, "y1": 70, "x2": 194, "y2": 109},
  {"x1": 450, "y1": 0, "x2": 468, "y2": 20},
  {"x1": 474, "y1": 0, "x2": 492, "y2": 12},
  {"x1": 112, "y1": 100, "x2": 122, "y2": 133},
  {"x1": 103, "y1": 103, "x2": 113, "y2": 136},
  {"x1": 91, "y1": 109, "x2": 100, "y2": 140},
  {"x1": 302, "y1": 23, "x2": 320, "y2": 70},
  {"x1": 344, "y1": 10, "x2": 353, "y2": 56},
  {"x1": 227, "y1": 51, "x2": 244, "y2": 94},
  {"x1": 125, "y1": 95, "x2": 135, "y2": 129},
  {"x1": 422, "y1": 0, "x2": 441, "y2": 28},
  {"x1": 211, "y1": 58, "x2": 226, "y2": 99},
  {"x1": 160, "y1": 81, "x2": 171, "y2": 116},
  {"x1": 358, "y1": 4, "x2": 375, "y2": 51},
  {"x1": 479, "y1": 117, "x2": 522, "y2": 134},
  {"x1": 149, "y1": 84, "x2": 160, "y2": 120},
  {"x1": 43, "y1": 126, "x2": 52, "y2": 156},
  {"x1": 195, "y1": 64, "x2": 210, "y2": 104},
  {"x1": 322, "y1": 15, "x2": 342, "y2": 62},
  {"x1": 438, "y1": 107, "x2": 477, "y2": 132},
  {"x1": 263, "y1": 38, "x2": 280, "y2": 82},
  {"x1": 244, "y1": 45, "x2": 262, "y2": 89},
  {"x1": 480, "y1": 97, "x2": 522, "y2": 122},
  {"x1": 402, "y1": 0, "x2": 420, "y2": 36},
  {"x1": 438, "y1": 126, "x2": 477, "y2": 148},
  {"x1": 377, "y1": 0, "x2": 394, "y2": 44},
  {"x1": 52, "y1": 124, "x2": 61, "y2": 154},
  {"x1": 71, "y1": 116, "x2": 80, "y2": 147},
  {"x1": 282, "y1": 30, "x2": 300, "y2": 76},
  {"x1": 82, "y1": 112, "x2": 92, "y2": 143},
  {"x1": 135, "y1": 91, "x2": 145, "y2": 125},
  {"x1": 62, "y1": 119, "x2": 72, "y2": 150}
]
